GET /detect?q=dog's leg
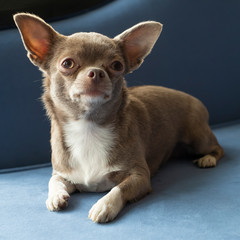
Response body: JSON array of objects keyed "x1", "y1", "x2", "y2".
[
  {"x1": 89, "y1": 168, "x2": 151, "y2": 223},
  {"x1": 46, "y1": 174, "x2": 76, "y2": 211},
  {"x1": 191, "y1": 125, "x2": 224, "y2": 168}
]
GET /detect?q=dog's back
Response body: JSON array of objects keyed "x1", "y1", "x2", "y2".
[{"x1": 128, "y1": 85, "x2": 215, "y2": 173}]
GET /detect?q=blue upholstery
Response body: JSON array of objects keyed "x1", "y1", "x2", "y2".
[
  {"x1": 1, "y1": 124, "x2": 240, "y2": 239},
  {"x1": 1, "y1": 0, "x2": 240, "y2": 239}
]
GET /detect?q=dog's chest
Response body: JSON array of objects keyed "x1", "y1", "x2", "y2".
[{"x1": 61, "y1": 119, "x2": 117, "y2": 192}]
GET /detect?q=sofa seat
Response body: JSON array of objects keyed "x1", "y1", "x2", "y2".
[{"x1": 1, "y1": 122, "x2": 240, "y2": 240}]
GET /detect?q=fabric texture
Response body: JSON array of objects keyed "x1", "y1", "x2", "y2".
[{"x1": 1, "y1": 124, "x2": 240, "y2": 240}]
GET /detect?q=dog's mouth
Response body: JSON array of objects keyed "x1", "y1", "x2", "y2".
[
  {"x1": 70, "y1": 88, "x2": 112, "y2": 103},
  {"x1": 81, "y1": 90, "x2": 110, "y2": 99}
]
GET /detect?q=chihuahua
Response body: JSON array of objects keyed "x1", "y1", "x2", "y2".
[{"x1": 14, "y1": 13, "x2": 224, "y2": 223}]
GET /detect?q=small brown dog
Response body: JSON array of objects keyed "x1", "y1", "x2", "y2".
[{"x1": 14, "y1": 13, "x2": 224, "y2": 223}]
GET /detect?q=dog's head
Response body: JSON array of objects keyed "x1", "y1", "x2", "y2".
[{"x1": 14, "y1": 13, "x2": 162, "y2": 119}]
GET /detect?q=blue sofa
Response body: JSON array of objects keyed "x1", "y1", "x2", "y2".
[{"x1": 1, "y1": 0, "x2": 240, "y2": 239}]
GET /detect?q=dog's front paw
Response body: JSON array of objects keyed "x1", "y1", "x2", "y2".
[
  {"x1": 88, "y1": 187, "x2": 123, "y2": 223},
  {"x1": 46, "y1": 191, "x2": 70, "y2": 211},
  {"x1": 194, "y1": 155, "x2": 217, "y2": 168},
  {"x1": 88, "y1": 198, "x2": 119, "y2": 223}
]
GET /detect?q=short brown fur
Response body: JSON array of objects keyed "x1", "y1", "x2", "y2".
[{"x1": 14, "y1": 13, "x2": 224, "y2": 223}]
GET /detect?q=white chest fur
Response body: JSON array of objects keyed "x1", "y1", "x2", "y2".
[{"x1": 60, "y1": 119, "x2": 117, "y2": 192}]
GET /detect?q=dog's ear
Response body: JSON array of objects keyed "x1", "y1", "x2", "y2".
[
  {"x1": 14, "y1": 13, "x2": 62, "y2": 69},
  {"x1": 115, "y1": 21, "x2": 162, "y2": 73}
]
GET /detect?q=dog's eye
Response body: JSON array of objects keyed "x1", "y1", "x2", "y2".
[
  {"x1": 61, "y1": 58, "x2": 75, "y2": 69},
  {"x1": 111, "y1": 61, "x2": 123, "y2": 71}
]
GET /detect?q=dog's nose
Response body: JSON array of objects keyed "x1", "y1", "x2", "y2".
[{"x1": 87, "y1": 69, "x2": 105, "y2": 83}]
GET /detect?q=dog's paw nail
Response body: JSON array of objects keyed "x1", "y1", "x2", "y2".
[
  {"x1": 46, "y1": 192, "x2": 70, "y2": 211},
  {"x1": 194, "y1": 155, "x2": 217, "y2": 168}
]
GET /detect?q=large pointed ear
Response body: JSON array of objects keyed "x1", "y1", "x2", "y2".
[
  {"x1": 14, "y1": 13, "x2": 60, "y2": 68},
  {"x1": 114, "y1": 21, "x2": 162, "y2": 73}
]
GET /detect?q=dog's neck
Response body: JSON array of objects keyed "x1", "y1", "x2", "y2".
[{"x1": 42, "y1": 76, "x2": 128, "y2": 126}]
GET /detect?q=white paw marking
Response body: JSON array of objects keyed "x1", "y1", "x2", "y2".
[
  {"x1": 46, "y1": 191, "x2": 70, "y2": 211},
  {"x1": 88, "y1": 187, "x2": 123, "y2": 223},
  {"x1": 194, "y1": 155, "x2": 217, "y2": 168}
]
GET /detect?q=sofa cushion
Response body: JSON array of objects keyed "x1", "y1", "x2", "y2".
[{"x1": 1, "y1": 123, "x2": 240, "y2": 239}]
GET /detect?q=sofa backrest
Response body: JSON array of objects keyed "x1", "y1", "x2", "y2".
[{"x1": 1, "y1": 0, "x2": 240, "y2": 169}]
